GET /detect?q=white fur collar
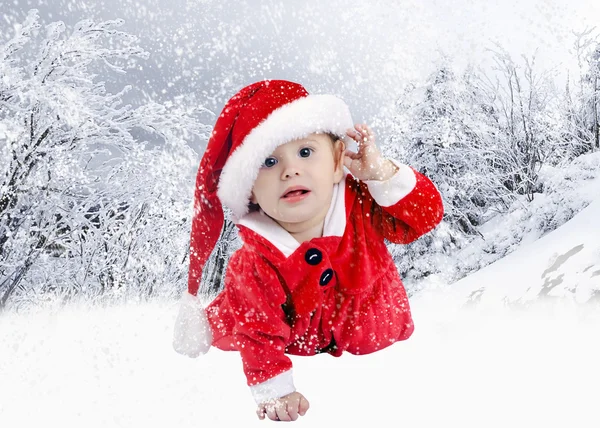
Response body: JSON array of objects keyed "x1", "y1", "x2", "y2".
[{"x1": 236, "y1": 175, "x2": 347, "y2": 257}]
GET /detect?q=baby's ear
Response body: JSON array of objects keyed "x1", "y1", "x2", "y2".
[{"x1": 333, "y1": 139, "x2": 346, "y2": 183}]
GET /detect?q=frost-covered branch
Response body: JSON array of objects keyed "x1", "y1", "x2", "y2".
[{"x1": 0, "y1": 10, "x2": 211, "y2": 310}]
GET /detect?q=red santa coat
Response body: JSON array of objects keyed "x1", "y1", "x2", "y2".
[{"x1": 205, "y1": 161, "x2": 444, "y2": 403}]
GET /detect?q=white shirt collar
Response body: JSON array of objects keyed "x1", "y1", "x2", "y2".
[{"x1": 235, "y1": 175, "x2": 347, "y2": 257}]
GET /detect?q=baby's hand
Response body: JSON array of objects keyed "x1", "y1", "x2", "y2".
[
  {"x1": 256, "y1": 391, "x2": 310, "y2": 422},
  {"x1": 345, "y1": 123, "x2": 397, "y2": 181}
]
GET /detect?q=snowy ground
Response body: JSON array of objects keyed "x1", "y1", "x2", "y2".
[
  {"x1": 1, "y1": 298, "x2": 598, "y2": 427},
  {"x1": 2, "y1": 199, "x2": 600, "y2": 427}
]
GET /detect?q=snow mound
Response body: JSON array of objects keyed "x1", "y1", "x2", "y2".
[{"x1": 417, "y1": 198, "x2": 600, "y2": 311}]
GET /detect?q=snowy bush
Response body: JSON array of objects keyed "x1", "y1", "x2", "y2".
[
  {"x1": 398, "y1": 151, "x2": 600, "y2": 295},
  {"x1": 0, "y1": 10, "x2": 210, "y2": 310},
  {"x1": 384, "y1": 45, "x2": 600, "y2": 294},
  {"x1": 387, "y1": 63, "x2": 514, "y2": 236},
  {"x1": 568, "y1": 29, "x2": 600, "y2": 153}
]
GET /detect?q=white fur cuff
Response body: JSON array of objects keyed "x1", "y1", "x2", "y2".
[
  {"x1": 173, "y1": 291, "x2": 213, "y2": 358},
  {"x1": 364, "y1": 159, "x2": 417, "y2": 207},
  {"x1": 250, "y1": 370, "x2": 296, "y2": 405}
]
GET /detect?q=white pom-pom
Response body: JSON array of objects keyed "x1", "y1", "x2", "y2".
[{"x1": 173, "y1": 292, "x2": 213, "y2": 357}]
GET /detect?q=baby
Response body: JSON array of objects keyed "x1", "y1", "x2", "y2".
[{"x1": 173, "y1": 79, "x2": 444, "y2": 422}]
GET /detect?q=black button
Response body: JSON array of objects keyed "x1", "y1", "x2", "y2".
[
  {"x1": 319, "y1": 268, "x2": 334, "y2": 286},
  {"x1": 304, "y1": 248, "x2": 322, "y2": 265}
]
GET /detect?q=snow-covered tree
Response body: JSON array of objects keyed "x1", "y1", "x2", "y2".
[
  {"x1": 570, "y1": 28, "x2": 600, "y2": 153},
  {"x1": 560, "y1": 75, "x2": 593, "y2": 161},
  {"x1": 381, "y1": 61, "x2": 514, "y2": 289},
  {"x1": 0, "y1": 10, "x2": 210, "y2": 310},
  {"x1": 198, "y1": 216, "x2": 240, "y2": 301},
  {"x1": 384, "y1": 48, "x2": 599, "y2": 290},
  {"x1": 387, "y1": 62, "x2": 511, "y2": 237},
  {"x1": 477, "y1": 46, "x2": 569, "y2": 201}
]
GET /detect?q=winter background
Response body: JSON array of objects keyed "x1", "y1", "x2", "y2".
[{"x1": 1, "y1": 0, "x2": 600, "y2": 426}]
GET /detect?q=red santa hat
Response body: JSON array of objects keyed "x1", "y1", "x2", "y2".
[{"x1": 173, "y1": 79, "x2": 354, "y2": 357}]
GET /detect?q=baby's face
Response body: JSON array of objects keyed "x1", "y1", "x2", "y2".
[{"x1": 250, "y1": 133, "x2": 345, "y2": 227}]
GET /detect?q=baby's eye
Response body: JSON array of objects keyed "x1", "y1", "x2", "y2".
[
  {"x1": 262, "y1": 157, "x2": 278, "y2": 168},
  {"x1": 299, "y1": 147, "x2": 313, "y2": 158}
]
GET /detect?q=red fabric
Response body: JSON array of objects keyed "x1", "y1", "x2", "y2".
[
  {"x1": 186, "y1": 80, "x2": 308, "y2": 296},
  {"x1": 206, "y1": 170, "x2": 444, "y2": 386}
]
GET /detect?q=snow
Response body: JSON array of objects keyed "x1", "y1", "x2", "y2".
[
  {"x1": 417, "y1": 181, "x2": 600, "y2": 309},
  {"x1": 398, "y1": 152, "x2": 600, "y2": 292},
  {"x1": 2, "y1": 2, "x2": 600, "y2": 426},
  {"x1": 2, "y1": 198, "x2": 600, "y2": 427}
]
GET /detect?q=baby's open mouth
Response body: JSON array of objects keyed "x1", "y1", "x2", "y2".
[{"x1": 283, "y1": 189, "x2": 310, "y2": 198}]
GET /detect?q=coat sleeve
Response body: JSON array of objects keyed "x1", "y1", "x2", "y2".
[
  {"x1": 359, "y1": 158, "x2": 444, "y2": 244},
  {"x1": 224, "y1": 250, "x2": 296, "y2": 404}
]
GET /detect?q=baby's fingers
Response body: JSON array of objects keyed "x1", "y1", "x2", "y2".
[
  {"x1": 346, "y1": 128, "x2": 361, "y2": 142},
  {"x1": 256, "y1": 405, "x2": 266, "y2": 420},
  {"x1": 354, "y1": 123, "x2": 374, "y2": 138},
  {"x1": 286, "y1": 401, "x2": 299, "y2": 421},
  {"x1": 275, "y1": 405, "x2": 292, "y2": 422},
  {"x1": 344, "y1": 149, "x2": 360, "y2": 160},
  {"x1": 262, "y1": 400, "x2": 293, "y2": 421},
  {"x1": 264, "y1": 403, "x2": 281, "y2": 421},
  {"x1": 298, "y1": 396, "x2": 310, "y2": 416},
  {"x1": 347, "y1": 126, "x2": 368, "y2": 139}
]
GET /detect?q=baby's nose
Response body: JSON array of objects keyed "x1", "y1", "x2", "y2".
[{"x1": 281, "y1": 163, "x2": 301, "y2": 178}]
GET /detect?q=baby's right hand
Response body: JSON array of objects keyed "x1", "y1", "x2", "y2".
[{"x1": 256, "y1": 391, "x2": 310, "y2": 421}]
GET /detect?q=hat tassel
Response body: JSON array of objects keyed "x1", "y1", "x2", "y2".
[{"x1": 173, "y1": 291, "x2": 213, "y2": 357}]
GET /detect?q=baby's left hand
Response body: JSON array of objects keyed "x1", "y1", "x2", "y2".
[{"x1": 344, "y1": 123, "x2": 398, "y2": 181}]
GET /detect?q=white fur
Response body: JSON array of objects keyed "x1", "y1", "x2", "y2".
[
  {"x1": 217, "y1": 94, "x2": 354, "y2": 220},
  {"x1": 250, "y1": 369, "x2": 296, "y2": 405},
  {"x1": 236, "y1": 175, "x2": 347, "y2": 257},
  {"x1": 172, "y1": 291, "x2": 213, "y2": 358},
  {"x1": 364, "y1": 159, "x2": 417, "y2": 206}
]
